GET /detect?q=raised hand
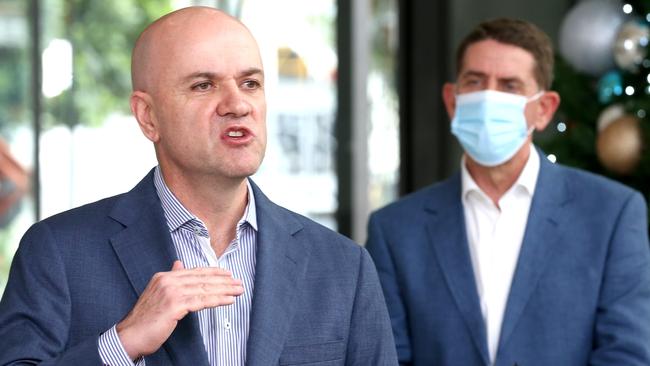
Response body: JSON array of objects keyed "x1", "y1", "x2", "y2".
[{"x1": 116, "y1": 260, "x2": 244, "y2": 359}]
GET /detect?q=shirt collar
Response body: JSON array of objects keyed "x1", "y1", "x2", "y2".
[
  {"x1": 461, "y1": 144, "x2": 540, "y2": 202},
  {"x1": 153, "y1": 166, "x2": 258, "y2": 232}
]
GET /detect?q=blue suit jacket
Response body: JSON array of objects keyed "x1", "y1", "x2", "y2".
[
  {"x1": 0, "y1": 170, "x2": 397, "y2": 365},
  {"x1": 366, "y1": 156, "x2": 650, "y2": 365}
]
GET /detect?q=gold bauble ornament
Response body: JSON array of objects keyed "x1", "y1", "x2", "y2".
[{"x1": 596, "y1": 114, "x2": 643, "y2": 175}]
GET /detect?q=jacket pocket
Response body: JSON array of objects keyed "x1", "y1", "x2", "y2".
[{"x1": 279, "y1": 340, "x2": 345, "y2": 365}]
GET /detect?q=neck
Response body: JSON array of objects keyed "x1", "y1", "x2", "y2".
[
  {"x1": 465, "y1": 144, "x2": 531, "y2": 206},
  {"x1": 160, "y1": 167, "x2": 249, "y2": 256}
]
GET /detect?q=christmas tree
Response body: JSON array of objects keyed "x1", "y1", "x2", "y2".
[{"x1": 537, "y1": 0, "x2": 650, "y2": 224}]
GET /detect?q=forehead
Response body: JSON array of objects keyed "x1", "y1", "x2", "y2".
[
  {"x1": 153, "y1": 18, "x2": 263, "y2": 80},
  {"x1": 458, "y1": 39, "x2": 536, "y2": 82}
]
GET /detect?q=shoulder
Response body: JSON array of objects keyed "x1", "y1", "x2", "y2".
[
  {"x1": 32, "y1": 169, "x2": 158, "y2": 236},
  {"x1": 371, "y1": 174, "x2": 460, "y2": 222},
  {"x1": 548, "y1": 162, "x2": 645, "y2": 208},
  {"x1": 279, "y1": 203, "x2": 364, "y2": 256},
  {"x1": 22, "y1": 170, "x2": 159, "y2": 251},
  {"x1": 251, "y1": 179, "x2": 362, "y2": 254},
  {"x1": 11, "y1": 193, "x2": 132, "y2": 276},
  {"x1": 21, "y1": 193, "x2": 126, "y2": 250},
  {"x1": 38, "y1": 194, "x2": 123, "y2": 228},
  {"x1": 253, "y1": 188, "x2": 369, "y2": 275},
  {"x1": 534, "y1": 161, "x2": 647, "y2": 238}
]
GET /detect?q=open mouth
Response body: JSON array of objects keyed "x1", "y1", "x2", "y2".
[
  {"x1": 223, "y1": 126, "x2": 253, "y2": 145},
  {"x1": 227, "y1": 130, "x2": 244, "y2": 137}
]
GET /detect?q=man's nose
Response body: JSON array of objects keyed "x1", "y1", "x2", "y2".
[{"x1": 216, "y1": 83, "x2": 251, "y2": 117}]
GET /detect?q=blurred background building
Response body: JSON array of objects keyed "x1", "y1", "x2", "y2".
[{"x1": 6, "y1": 0, "x2": 637, "y2": 291}]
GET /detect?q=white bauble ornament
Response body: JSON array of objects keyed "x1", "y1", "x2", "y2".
[{"x1": 559, "y1": 0, "x2": 627, "y2": 76}]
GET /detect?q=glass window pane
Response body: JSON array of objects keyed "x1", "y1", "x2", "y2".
[
  {"x1": 39, "y1": 0, "x2": 173, "y2": 218},
  {"x1": 241, "y1": 0, "x2": 339, "y2": 229},
  {"x1": 0, "y1": 0, "x2": 36, "y2": 290},
  {"x1": 368, "y1": 0, "x2": 399, "y2": 211}
]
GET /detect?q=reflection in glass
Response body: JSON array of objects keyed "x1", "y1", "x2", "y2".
[
  {"x1": 41, "y1": 38, "x2": 73, "y2": 98},
  {"x1": 0, "y1": 0, "x2": 35, "y2": 290},
  {"x1": 368, "y1": 0, "x2": 399, "y2": 212},
  {"x1": 244, "y1": 0, "x2": 339, "y2": 229},
  {"x1": 39, "y1": 0, "x2": 169, "y2": 218}
]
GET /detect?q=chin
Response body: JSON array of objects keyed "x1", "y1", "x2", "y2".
[{"x1": 225, "y1": 163, "x2": 262, "y2": 180}]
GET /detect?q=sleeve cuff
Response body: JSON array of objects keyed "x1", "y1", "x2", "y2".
[{"x1": 98, "y1": 325, "x2": 145, "y2": 366}]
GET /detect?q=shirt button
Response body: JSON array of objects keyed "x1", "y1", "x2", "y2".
[{"x1": 224, "y1": 318, "x2": 231, "y2": 330}]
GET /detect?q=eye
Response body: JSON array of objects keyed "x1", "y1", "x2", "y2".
[
  {"x1": 242, "y1": 79, "x2": 261, "y2": 90},
  {"x1": 462, "y1": 78, "x2": 479, "y2": 87},
  {"x1": 191, "y1": 81, "x2": 213, "y2": 91},
  {"x1": 501, "y1": 80, "x2": 523, "y2": 93},
  {"x1": 458, "y1": 77, "x2": 482, "y2": 92}
]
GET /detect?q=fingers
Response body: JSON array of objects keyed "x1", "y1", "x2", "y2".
[
  {"x1": 160, "y1": 283, "x2": 244, "y2": 318},
  {"x1": 116, "y1": 263, "x2": 246, "y2": 358},
  {"x1": 182, "y1": 292, "x2": 242, "y2": 312},
  {"x1": 191, "y1": 277, "x2": 244, "y2": 295},
  {"x1": 172, "y1": 260, "x2": 184, "y2": 271},
  {"x1": 167, "y1": 261, "x2": 235, "y2": 277},
  {"x1": 151, "y1": 264, "x2": 245, "y2": 309}
]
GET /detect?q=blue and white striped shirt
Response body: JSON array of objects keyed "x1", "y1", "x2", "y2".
[{"x1": 99, "y1": 167, "x2": 258, "y2": 366}]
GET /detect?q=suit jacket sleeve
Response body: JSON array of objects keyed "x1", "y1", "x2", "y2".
[
  {"x1": 344, "y1": 245, "x2": 399, "y2": 365},
  {"x1": 590, "y1": 191, "x2": 650, "y2": 365},
  {"x1": 0, "y1": 222, "x2": 104, "y2": 365},
  {"x1": 365, "y1": 213, "x2": 411, "y2": 365}
]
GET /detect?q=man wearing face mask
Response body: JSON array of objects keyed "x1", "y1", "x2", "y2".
[{"x1": 366, "y1": 18, "x2": 650, "y2": 366}]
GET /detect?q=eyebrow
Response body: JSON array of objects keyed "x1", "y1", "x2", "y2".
[
  {"x1": 459, "y1": 70, "x2": 487, "y2": 79},
  {"x1": 240, "y1": 67, "x2": 264, "y2": 78},
  {"x1": 500, "y1": 78, "x2": 524, "y2": 86},
  {"x1": 459, "y1": 70, "x2": 524, "y2": 84},
  {"x1": 182, "y1": 68, "x2": 264, "y2": 83}
]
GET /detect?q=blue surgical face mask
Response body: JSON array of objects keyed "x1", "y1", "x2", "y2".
[{"x1": 450, "y1": 89, "x2": 543, "y2": 167}]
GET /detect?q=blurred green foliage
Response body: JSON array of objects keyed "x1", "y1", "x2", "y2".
[
  {"x1": 0, "y1": 47, "x2": 28, "y2": 127},
  {"x1": 43, "y1": 0, "x2": 172, "y2": 128},
  {"x1": 535, "y1": 51, "x2": 650, "y2": 226},
  {"x1": 0, "y1": 0, "x2": 173, "y2": 290}
]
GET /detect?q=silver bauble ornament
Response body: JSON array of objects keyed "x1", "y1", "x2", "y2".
[
  {"x1": 613, "y1": 20, "x2": 650, "y2": 72},
  {"x1": 559, "y1": 0, "x2": 627, "y2": 76}
]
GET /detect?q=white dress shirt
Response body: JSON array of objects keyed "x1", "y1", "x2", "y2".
[
  {"x1": 98, "y1": 166, "x2": 258, "y2": 366},
  {"x1": 460, "y1": 145, "x2": 540, "y2": 364}
]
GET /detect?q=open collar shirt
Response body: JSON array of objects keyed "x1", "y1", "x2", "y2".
[
  {"x1": 99, "y1": 166, "x2": 258, "y2": 366},
  {"x1": 460, "y1": 146, "x2": 540, "y2": 364}
]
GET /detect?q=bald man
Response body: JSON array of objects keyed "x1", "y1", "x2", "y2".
[{"x1": 0, "y1": 7, "x2": 397, "y2": 366}]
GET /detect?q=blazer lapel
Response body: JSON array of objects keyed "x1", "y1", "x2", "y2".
[
  {"x1": 425, "y1": 174, "x2": 490, "y2": 365},
  {"x1": 498, "y1": 157, "x2": 572, "y2": 352},
  {"x1": 246, "y1": 181, "x2": 309, "y2": 365},
  {"x1": 108, "y1": 170, "x2": 210, "y2": 366}
]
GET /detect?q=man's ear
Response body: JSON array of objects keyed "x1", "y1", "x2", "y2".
[
  {"x1": 532, "y1": 91, "x2": 560, "y2": 132},
  {"x1": 442, "y1": 82, "x2": 457, "y2": 119},
  {"x1": 130, "y1": 91, "x2": 159, "y2": 143}
]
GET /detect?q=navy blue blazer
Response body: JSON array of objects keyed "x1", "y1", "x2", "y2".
[
  {"x1": 367, "y1": 155, "x2": 650, "y2": 365},
  {"x1": 0, "y1": 170, "x2": 397, "y2": 365}
]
